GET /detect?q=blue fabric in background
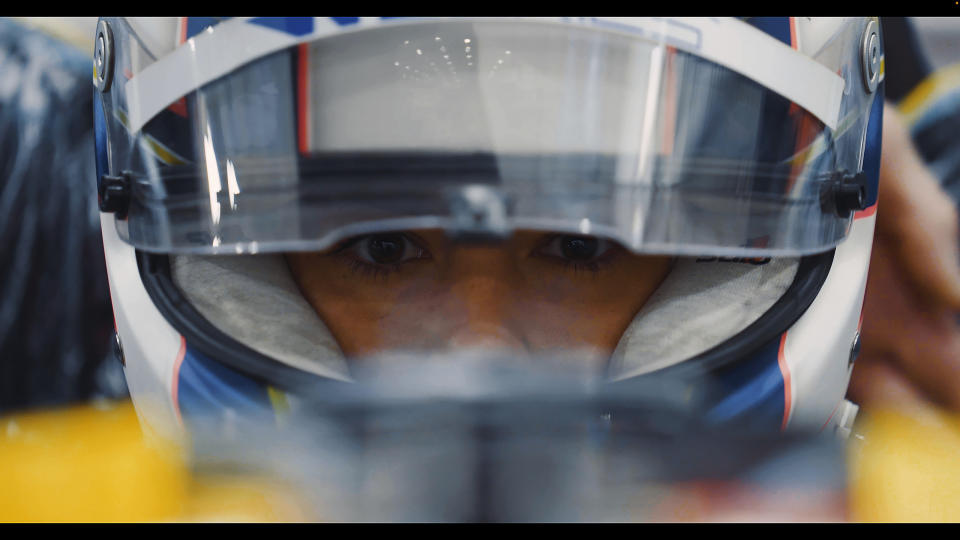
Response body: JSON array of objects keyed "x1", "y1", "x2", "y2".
[{"x1": 910, "y1": 90, "x2": 960, "y2": 200}]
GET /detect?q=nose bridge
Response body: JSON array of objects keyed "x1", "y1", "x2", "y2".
[{"x1": 444, "y1": 247, "x2": 526, "y2": 349}]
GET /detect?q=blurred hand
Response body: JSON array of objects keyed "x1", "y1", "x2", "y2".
[{"x1": 847, "y1": 103, "x2": 960, "y2": 413}]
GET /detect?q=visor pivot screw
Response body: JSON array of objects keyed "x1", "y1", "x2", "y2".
[
  {"x1": 94, "y1": 20, "x2": 114, "y2": 93},
  {"x1": 98, "y1": 173, "x2": 130, "y2": 219},
  {"x1": 860, "y1": 20, "x2": 881, "y2": 93},
  {"x1": 823, "y1": 171, "x2": 868, "y2": 218},
  {"x1": 835, "y1": 183, "x2": 865, "y2": 217}
]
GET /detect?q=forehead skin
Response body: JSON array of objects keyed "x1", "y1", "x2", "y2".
[{"x1": 286, "y1": 230, "x2": 672, "y2": 369}]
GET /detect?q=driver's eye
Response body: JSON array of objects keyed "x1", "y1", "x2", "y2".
[
  {"x1": 559, "y1": 236, "x2": 599, "y2": 260},
  {"x1": 345, "y1": 233, "x2": 430, "y2": 266},
  {"x1": 536, "y1": 234, "x2": 615, "y2": 263},
  {"x1": 366, "y1": 234, "x2": 407, "y2": 264}
]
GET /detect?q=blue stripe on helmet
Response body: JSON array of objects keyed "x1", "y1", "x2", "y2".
[
  {"x1": 184, "y1": 17, "x2": 232, "y2": 40},
  {"x1": 330, "y1": 17, "x2": 360, "y2": 26},
  {"x1": 744, "y1": 17, "x2": 793, "y2": 47},
  {"x1": 93, "y1": 95, "x2": 109, "y2": 190},
  {"x1": 861, "y1": 85, "x2": 885, "y2": 208},
  {"x1": 249, "y1": 17, "x2": 315, "y2": 36},
  {"x1": 705, "y1": 334, "x2": 786, "y2": 431},
  {"x1": 176, "y1": 344, "x2": 273, "y2": 421}
]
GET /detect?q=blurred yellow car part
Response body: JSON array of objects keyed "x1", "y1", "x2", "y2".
[
  {"x1": 849, "y1": 406, "x2": 960, "y2": 522},
  {"x1": 0, "y1": 400, "x2": 306, "y2": 522},
  {"x1": 6, "y1": 396, "x2": 960, "y2": 522}
]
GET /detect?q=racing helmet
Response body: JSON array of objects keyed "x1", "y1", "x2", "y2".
[{"x1": 93, "y1": 17, "x2": 885, "y2": 440}]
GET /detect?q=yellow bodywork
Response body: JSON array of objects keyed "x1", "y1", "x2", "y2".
[
  {"x1": 0, "y1": 400, "x2": 306, "y2": 522},
  {"x1": 4, "y1": 397, "x2": 960, "y2": 522},
  {"x1": 849, "y1": 406, "x2": 960, "y2": 522}
]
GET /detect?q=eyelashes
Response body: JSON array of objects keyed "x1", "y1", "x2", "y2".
[{"x1": 342, "y1": 256, "x2": 405, "y2": 279}]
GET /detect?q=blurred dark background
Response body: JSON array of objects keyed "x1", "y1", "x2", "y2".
[{"x1": 0, "y1": 18, "x2": 125, "y2": 413}]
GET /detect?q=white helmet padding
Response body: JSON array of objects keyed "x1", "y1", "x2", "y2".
[
  {"x1": 170, "y1": 254, "x2": 350, "y2": 381},
  {"x1": 170, "y1": 253, "x2": 798, "y2": 382},
  {"x1": 609, "y1": 257, "x2": 798, "y2": 379}
]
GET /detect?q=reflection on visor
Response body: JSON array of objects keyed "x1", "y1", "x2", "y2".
[{"x1": 102, "y1": 19, "x2": 877, "y2": 257}]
